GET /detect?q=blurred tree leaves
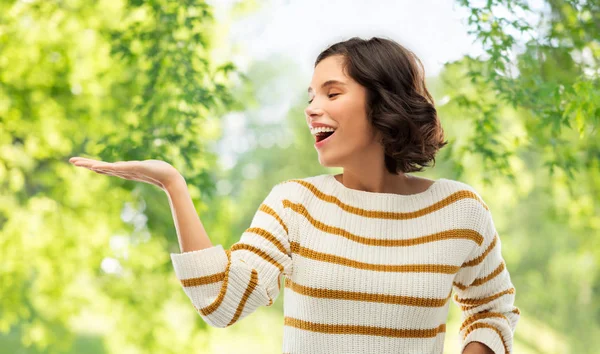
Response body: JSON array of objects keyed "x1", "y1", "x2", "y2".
[
  {"x1": 452, "y1": 0, "x2": 598, "y2": 182},
  {"x1": 439, "y1": 1, "x2": 599, "y2": 352},
  {"x1": 0, "y1": 0, "x2": 250, "y2": 353}
]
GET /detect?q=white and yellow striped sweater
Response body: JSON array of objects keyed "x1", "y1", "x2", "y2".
[{"x1": 170, "y1": 174, "x2": 520, "y2": 354}]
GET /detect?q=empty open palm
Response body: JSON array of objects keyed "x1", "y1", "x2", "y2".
[{"x1": 69, "y1": 157, "x2": 181, "y2": 190}]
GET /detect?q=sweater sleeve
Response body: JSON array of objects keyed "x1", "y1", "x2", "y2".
[
  {"x1": 169, "y1": 181, "x2": 293, "y2": 328},
  {"x1": 451, "y1": 204, "x2": 520, "y2": 354}
]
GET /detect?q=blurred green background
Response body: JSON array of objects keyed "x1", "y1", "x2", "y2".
[{"x1": 0, "y1": 0, "x2": 598, "y2": 353}]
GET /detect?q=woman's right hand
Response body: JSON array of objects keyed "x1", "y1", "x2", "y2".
[{"x1": 69, "y1": 157, "x2": 183, "y2": 191}]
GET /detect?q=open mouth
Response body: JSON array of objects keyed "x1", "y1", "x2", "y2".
[{"x1": 315, "y1": 131, "x2": 335, "y2": 143}]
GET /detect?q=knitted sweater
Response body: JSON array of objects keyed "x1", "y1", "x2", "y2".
[{"x1": 170, "y1": 174, "x2": 520, "y2": 354}]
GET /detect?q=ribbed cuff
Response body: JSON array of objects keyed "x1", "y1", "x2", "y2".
[
  {"x1": 461, "y1": 327, "x2": 506, "y2": 354},
  {"x1": 170, "y1": 244, "x2": 228, "y2": 280}
]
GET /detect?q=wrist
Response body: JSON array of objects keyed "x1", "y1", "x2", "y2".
[{"x1": 164, "y1": 172, "x2": 186, "y2": 193}]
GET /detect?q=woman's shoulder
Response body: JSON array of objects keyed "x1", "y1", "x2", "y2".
[
  {"x1": 272, "y1": 174, "x2": 329, "y2": 202},
  {"x1": 277, "y1": 174, "x2": 326, "y2": 187},
  {"x1": 438, "y1": 176, "x2": 482, "y2": 195},
  {"x1": 439, "y1": 177, "x2": 492, "y2": 219}
]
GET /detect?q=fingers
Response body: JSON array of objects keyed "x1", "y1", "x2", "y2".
[
  {"x1": 70, "y1": 157, "x2": 99, "y2": 163},
  {"x1": 70, "y1": 158, "x2": 138, "y2": 171},
  {"x1": 71, "y1": 158, "x2": 123, "y2": 177},
  {"x1": 90, "y1": 163, "x2": 115, "y2": 171},
  {"x1": 70, "y1": 157, "x2": 102, "y2": 168},
  {"x1": 90, "y1": 165, "x2": 129, "y2": 178},
  {"x1": 89, "y1": 165, "x2": 163, "y2": 188},
  {"x1": 91, "y1": 161, "x2": 140, "y2": 172},
  {"x1": 71, "y1": 158, "x2": 118, "y2": 172},
  {"x1": 92, "y1": 168, "x2": 126, "y2": 178},
  {"x1": 91, "y1": 168, "x2": 141, "y2": 182}
]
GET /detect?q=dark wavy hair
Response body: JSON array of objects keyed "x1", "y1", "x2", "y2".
[{"x1": 314, "y1": 36, "x2": 448, "y2": 174}]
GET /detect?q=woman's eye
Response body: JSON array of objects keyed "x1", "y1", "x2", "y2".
[{"x1": 307, "y1": 93, "x2": 339, "y2": 104}]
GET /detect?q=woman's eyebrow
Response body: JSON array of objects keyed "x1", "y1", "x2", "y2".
[{"x1": 307, "y1": 80, "x2": 347, "y2": 93}]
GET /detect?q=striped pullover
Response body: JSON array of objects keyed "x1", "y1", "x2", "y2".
[{"x1": 170, "y1": 174, "x2": 520, "y2": 354}]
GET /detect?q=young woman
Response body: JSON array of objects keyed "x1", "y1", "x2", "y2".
[{"x1": 70, "y1": 36, "x2": 519, "y2": 354}]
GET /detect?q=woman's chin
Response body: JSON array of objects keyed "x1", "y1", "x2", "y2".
[{"x1": 318, "y1": 154, "x2": 341, "y2": 168}]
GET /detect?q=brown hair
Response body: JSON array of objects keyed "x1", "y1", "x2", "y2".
[{"x1": 314, "y1": 36, "x2": 448, "y2": 174}]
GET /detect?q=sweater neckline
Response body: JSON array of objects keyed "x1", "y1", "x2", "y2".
[{"x1": 324, "y1": 174, "x2": 446, "y2": 201}]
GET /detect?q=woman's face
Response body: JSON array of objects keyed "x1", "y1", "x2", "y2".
[{"x1": 305, "y1": 55, "x2": 382, "y2": 169}]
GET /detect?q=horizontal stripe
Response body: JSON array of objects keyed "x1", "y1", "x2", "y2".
[
  {"x1": 292, "y1": 255, "x2": 455, "y2": 300},
  {"x1": 463, "y1": 322, "x2": 509, "y2": 354},
  {"x1": 181, "y1": 271, "x2": 225, "y2": 287},
  {"x1": 284, "y1": 277, "x2": 452, "y2": 307},
  {"x1": 288, "y1": 179, "x2": 489, "y2": 217},
  {"x1": 284, "y1": 316, "x2": 446, "y2": 338},
  {"x1": 181, "y1": 239, "x2": 467, "y2": 292},
  {"x1": 285, "y1": 200, "x2": 484, "y2": 247},
  {"x1": 181, "y1": 237, "x2": 465, "y2": 290},
  {"x1": 459, "y1": 311, "x2": 510, "y2": 331},
  {"x1": 181, "y1": 249, "x2": 233, "y2": 287},
  {"x1": 453, "y1": 261, "x2": 506, "y2": 290},
  {"x1": 282, "y1": 325, "x2": 447, "y2": 353},
  {"x1": 456, "y1": 287, "x2": 516, "y2": 310},
  {"x1": 282, "y1": 286, "x2": 450, "y2": 328},
  {"x1": 290, "y1": 241, "x2": 460, "y2": 274},
  {"x1": 461, "y1": 233, "x2": 498, "y2": 267}
]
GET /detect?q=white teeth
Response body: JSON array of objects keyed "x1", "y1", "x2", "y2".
[{"x1": 310, "y1": 127, "x2": 336, "y2": 136}]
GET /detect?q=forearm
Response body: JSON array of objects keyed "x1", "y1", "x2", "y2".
[
  {"x1": 165, "y1": 175, "x2": 213, "y2": 253},
  {"x1": 463, "y1": 341, "x2": 494, "y2": 354}
]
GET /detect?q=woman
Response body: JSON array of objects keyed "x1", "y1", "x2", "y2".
[{"x1": 70, "y1": 36, "x2": 519, "y2": 354}]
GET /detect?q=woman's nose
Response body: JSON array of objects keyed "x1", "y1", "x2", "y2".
[{"x1": 305, "y1": 104, "x2": 323, "y2": 117}]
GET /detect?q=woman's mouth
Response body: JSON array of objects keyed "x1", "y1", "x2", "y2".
[{"x1": 314, "y1": 130, "x2": 336, "y2": 148}]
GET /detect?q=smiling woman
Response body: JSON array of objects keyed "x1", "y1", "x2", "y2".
[
  {"x1": 304, "y1": 37, "x2": 448, "y2": 179},
  {"x1": 165, "y1": 36, "x2": 519, "y2": 354},
  {"x1": 71, "y1": 35, "x2": 519, "y2": 354}
]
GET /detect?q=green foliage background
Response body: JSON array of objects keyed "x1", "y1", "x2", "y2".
[{"x1": 0, "y1": 0, "x2": 597, "y2": 353}]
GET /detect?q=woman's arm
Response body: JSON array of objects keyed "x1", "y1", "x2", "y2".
[
  {"x1": 452, "y1": 201, "x2": 520, "y2": 354},
  {"x1": 70, "y1": 157, "x2": 213, "y2": 252},
  {"x1": 70, "y1": 157, "x2": 212, "y2": 252},
  {"x1": 70, "y1": 157, "x2": 291, "y2": 328},
  {"x1": 164, "y1": 175, "x2": 214, "y2": 252},
  {"x1": 169, "y1": 181, "x2": 294, "y2": 328}
]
